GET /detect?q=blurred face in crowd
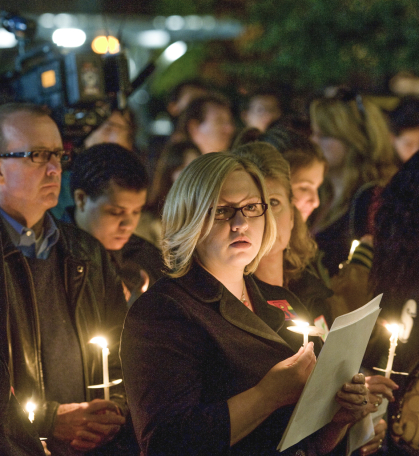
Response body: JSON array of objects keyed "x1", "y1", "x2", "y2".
[
  {"x1": 263, "y1": 178, "x2": 294, "y2": 257},
  {"x1": 84, "y1": 111, "x2": 134, "y2": 151},
  {"x1": 242, "y1": 95, "x2": 282, "y2": 132},
  {"x1": 168, "y1": 86, "x2": 208, "y2": 117},
  {"x1": 291, "y1": 160, "x2": 325, "y2": 221},
  {"x1": 311, "y1": 123, "x2": 346, "y2": 170},
  {"x1": 0, "y1": 112, "x2": 62, "y2": 228},
  {"x1": 74, "y1": 180, "x2": 147, "y2": 250},
  {"x1": 171, "y1": 148, "x2": 201, "y2": 183},
  {"x1": 392, "y1": 127, "x2": 419, "y2": 163},
  {"x1": 196, "y1": 169, "x2": 264, "y2": 276},
  {"x1": 189, "y1": 102, "x2": 236, "y2": 154}
]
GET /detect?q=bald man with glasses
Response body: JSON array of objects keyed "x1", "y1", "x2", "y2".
[{"x1": 0, "y1": 103, "x2": 134, "y2": 455}]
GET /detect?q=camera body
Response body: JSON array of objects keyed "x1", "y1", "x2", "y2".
[{"x1": 1, "y1": 11, "x2": 131, "y2": 145}]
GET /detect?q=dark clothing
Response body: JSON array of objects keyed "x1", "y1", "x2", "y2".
[
  {"x1": 62, "y1": 206, "x2": 165, "y2": 292},
  {"x1": 26, "y1": 249, "x2": 85, "y2": 405},
  {"x1": 288, "y1": 268, "x2": 334, "y2": 329},
  {"x1": 110, "y1": 234, "x2": 164, "y2": 290},
  {"x1": 313, "y1": 183, "x2": 378, "y2": 277},
  {"x1": 254, "y1": 275, "x2": 324, "y2": 355},
  {"x1": 1, "y1": 215, "x2": 128, "y2": 440},
  {"x1": 121, "y1": 262, "x2": 318, "y2": 456},
  {"x1": 0, "y1": 235, "x2": 45, "y2": 456}
]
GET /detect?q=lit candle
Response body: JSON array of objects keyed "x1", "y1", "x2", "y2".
[
  {"x1": 384, "y1": 323, "x2": 400, "y2": 378},
  {"x1": 90, "y1": 337, "x2": 110, "y2": 400},
  {"x1": 348, "y1": 240, "x2": 360, "y2": 261},
  {"x1": 26, "y1": 401, "x2": 36, "y2": 423},
  {"x1": 292, "y1": 320, "x2": 310, "y2": 347}
]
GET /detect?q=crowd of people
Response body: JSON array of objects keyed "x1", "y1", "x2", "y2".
[{"x1": 1, "y1": 78, "x2": 419, "y2": 456}]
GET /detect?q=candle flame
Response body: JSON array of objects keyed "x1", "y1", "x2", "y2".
[
  {"x1": 26, "y1": 401, "x2": 36, "y2": 414},
  {"x1": 385, "y1": 323, "x2": 400, "y2": 336},
  {"x1": 292, "y1": 319, "x2": 309, "y2": 328},
  {"x1": 348, "y1": 240, "x2": 360, "y2": 260},
  {"x1": 89, "y1": 336, "x2": 108, "y2": 349}
]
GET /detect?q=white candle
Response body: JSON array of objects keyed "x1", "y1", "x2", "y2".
[
  {"x1": 90, "y1": 337, "x2": 110, "y2": 400},
  {"x1": 348, "y1": 239, "x2": 360, "y2": 261},
  {"x1": 384, "y1": 323, "x2": 400, "y2": 378},
  {"x1": 103, "y1": 347, "x2": 110, "y2": 400},
  {"x1": 291, "y1": 320, "x2": 310, "y2": 347},
  {"x1": 26, "y1": 401, "x2": 36, "y2": 423}
]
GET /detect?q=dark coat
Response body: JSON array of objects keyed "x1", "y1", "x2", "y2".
[
  {"x1": 1, "y1": 216, "x2": 128, "y2": 438},
  {"x1": 121, "y1": 262, "x2": 317, "y2": 456},
  {"x1": 62, "y1": 206, "x2": 165, "y2": 292}
]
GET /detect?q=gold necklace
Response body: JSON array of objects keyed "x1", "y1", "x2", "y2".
[{"x1": 241, "y1": 282, "x2": 251, "y2": 308}]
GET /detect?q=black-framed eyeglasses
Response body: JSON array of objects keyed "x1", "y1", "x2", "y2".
[
  {"x1": 209, "y1": 203, "x2": 268, "y2": 221},
  {"x1": 0, "y1": 149, "x2": 71, "y2": 164}
]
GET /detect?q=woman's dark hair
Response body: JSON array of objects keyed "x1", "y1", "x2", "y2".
[
  {"x1": 388, "y1": 98, "x2": 419, "y2": 136},
  {"x1": 370, "y1": 151, "x2": 419, "y2": 307},
  {"x1": 146, "y1": 141, "x2": 201, "y2": 215},
  {"x1": 234, "y1": 122, "x2": 327, "y2": 175},
  {"x1": 70, "y1": 143, "x2": 148, "y2": 200}
]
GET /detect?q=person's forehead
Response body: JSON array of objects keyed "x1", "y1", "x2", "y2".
[
  {"x1": 2, "y1": 112, "x2": 62, "y2": 147},
  {"x1": 204, "y1": 103, "x2": 230, "y2": 118}
]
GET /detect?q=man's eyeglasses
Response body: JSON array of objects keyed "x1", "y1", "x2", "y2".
[
  {"x1": 209, "y1": 203, "x2": 268, "y2": 221},
  {"x1": 0, "y1": 149, "x2": 71, "y2": 164}
]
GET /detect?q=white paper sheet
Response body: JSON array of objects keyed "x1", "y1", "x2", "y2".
[{"x1": 278, "y1": 294, "x2": 382, "y2": 452}]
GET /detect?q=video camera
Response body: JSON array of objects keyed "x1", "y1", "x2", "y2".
[{"x1": 0, "y1": 11, "x2": 132, "y2": 147}]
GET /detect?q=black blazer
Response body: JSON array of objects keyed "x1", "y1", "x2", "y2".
[{"x1": 121, "y1": 262, "x2": 316, "y2": 456}]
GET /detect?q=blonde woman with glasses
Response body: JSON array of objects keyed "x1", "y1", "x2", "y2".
[{"x1": 121, "y1": 152, "x2": 370, "y2": 456}]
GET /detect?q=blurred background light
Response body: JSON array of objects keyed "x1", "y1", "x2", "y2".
[
  {"x1": 138, "y1": 30, "x2": 170, "y2": 49},
  {"x1": 162, "y1": 41, "x2": 187, "y2": 63},
  {"x1": 165, "y1": 15, "x2": 185, "y2": 31},
  {"x1": 91, "y1": 35, "x2": 120, "y2": 54},
  {"x1": 52, "y1": 28, "x2": 86, "y2": 47},
  {"x1": 0, "y1": 28, "x2": 17, "y2": 48}
]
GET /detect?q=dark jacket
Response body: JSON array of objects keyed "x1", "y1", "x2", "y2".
[
  {"x1": 0, "y1": 235, "x2": 45, "y2": 456},
  {"x1": 62, "y1": 206, "x2": 165, "y2": 292},
  {"x1": 121, "y1": 262, "x2": 319, "y2": 456},
  {"x1": 1, "y1": 216, "x2": 128, "y2": 438}
]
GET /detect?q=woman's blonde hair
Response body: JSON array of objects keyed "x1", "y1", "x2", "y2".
[
  {"x1": 310, "y1": 95, "x2": 398, "y2": 226},
  {"x1": 162, "y1": 152, "x2": 277, "y2": 278},
  {"x1": 231, "y1": 142, "x2": 317, "y2": 285}
]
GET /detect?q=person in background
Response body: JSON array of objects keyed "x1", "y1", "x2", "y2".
[
  {"x1": 240, "y1": 89, "x2": 283, "y2": 132},
  {"x1": 135, "y1": 140, "x2": 201, "y2": 248},
  {"x1": 388, "y1": 97, "x2": 419, "y2": 164},
  {"x1": 66, "y1": 143, "x2": 164, "y2": 297},
  {"x1": 52, "y1": 107, "x2": 137, "y2": 220},
  {"x1": 166, "y1": 79, "x2": 209, "y2": 119},
  {"x1": 121, "y1": 152, "x2": 371, "y2": 456},
  {"x1": 235, "y1": 123, "x2": 327, "y2": 224},
  {"x1": 309, "y1": 89, "x2": 398, "y2": 276},
  {"x1": 230, "y1": 142, "x2": 332, "y2": 328},
  {"x1": 0, "y1": 103, "x2": 128, "y2": 455},
  {"x1": 176, "y1": 95, "x2": 236, "y2": 154}
]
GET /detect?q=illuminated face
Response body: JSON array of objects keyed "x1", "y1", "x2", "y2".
[
  {"x1": 84, "y1": 111, "x2": 133, "y2": 151},
  {"x1": 311, "y1": 123, "x2": 346, "y2": 170},
  {"x1": 243, "y1": 95, "x2": 282, "y2": 132},
  {"x1": 190, "y1": 103, "x2": 236, "y2": 154},
  {"x1": 196, "y1": 169, "x2": 265, "y2": 276},
  {"x1": 75, "y1": 180, "x2": 147, "y2": 250},
  {"x1": 291, "y1": 160, "x2": 325, "y2": 221},
  {"x1": 0, "y1": 113, "x2": 62, "y2": 226},
  {"x1": 392, "y1": 127, "x2": 419, "y2": 163},
  {"x1": 264, "y1": 178, "x2": 294, "y2": 257}
]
